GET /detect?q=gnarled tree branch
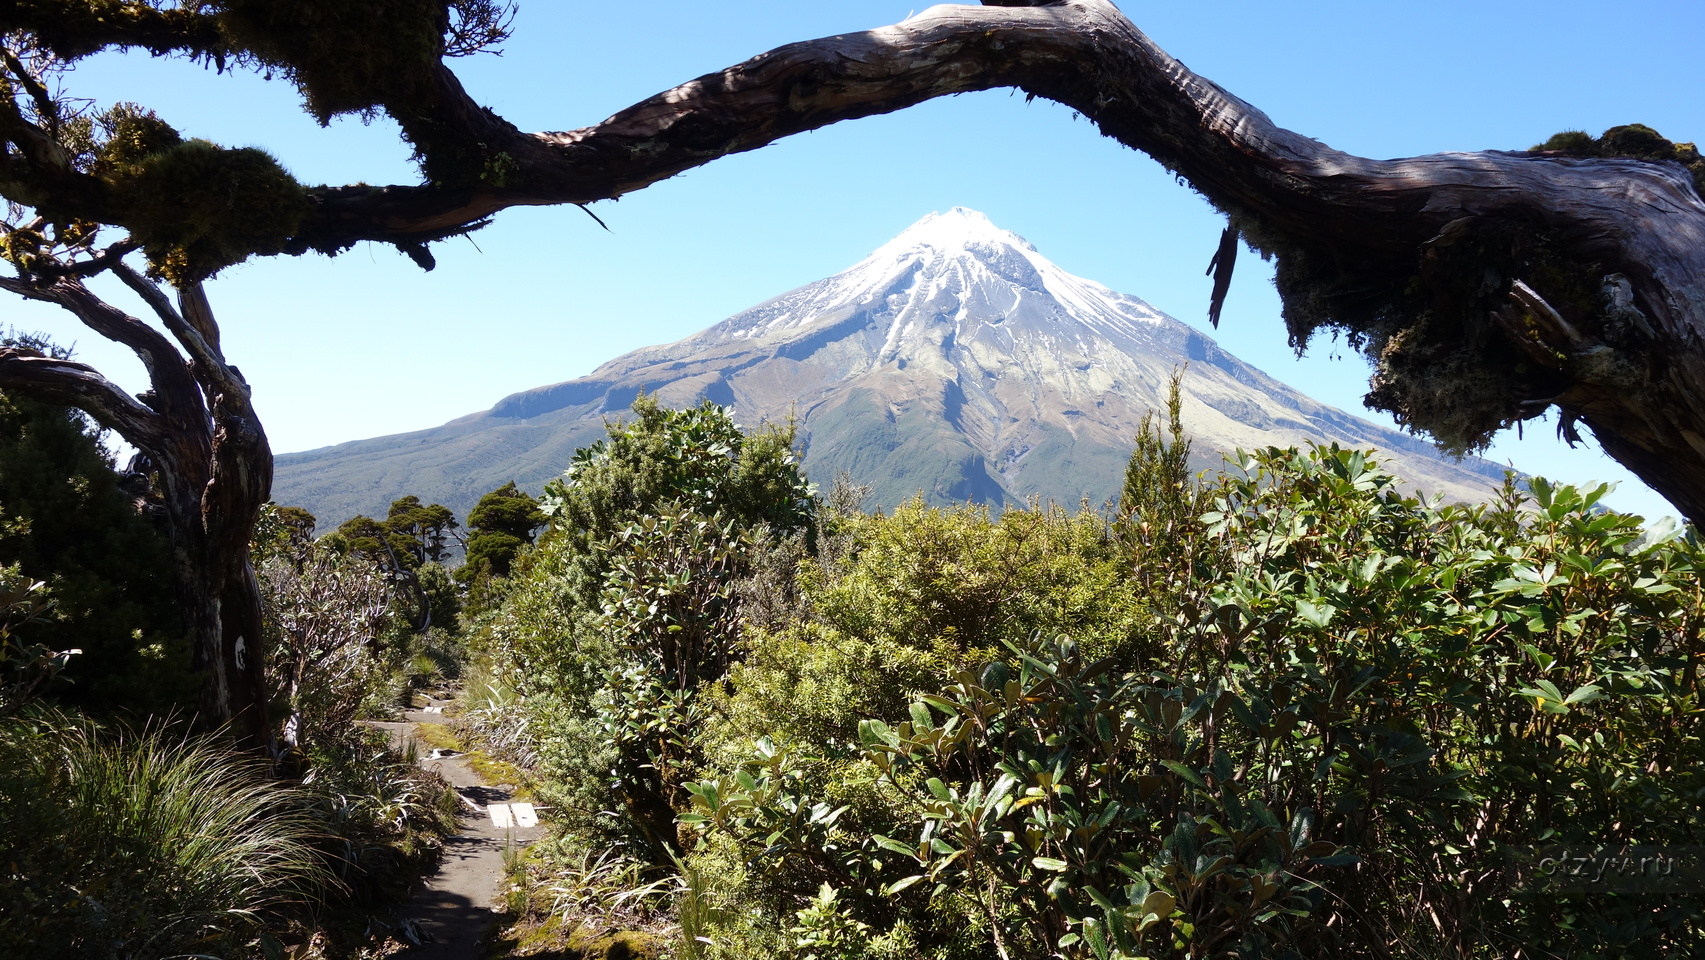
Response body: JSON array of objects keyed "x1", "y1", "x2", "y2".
[
  {"x1": 3, "y1": 3, "x2": 224, "y2": 62},
  {"x1": 0, "y1": 348, "x2": 165, "y2": 448},
  {"x1": 110, "y1": 263, "x2": 250, "y2": 406},
  {"x1": 0, "y1": 272, "x2": 209, "y2": 438},
  {"x1": 284, "y1": 0, "x2": 1705, "y2": 520}
]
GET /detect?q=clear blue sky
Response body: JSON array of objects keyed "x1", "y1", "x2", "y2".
[{"x1": 13, "y1": 1, "x2": 1703, "y2": 519}]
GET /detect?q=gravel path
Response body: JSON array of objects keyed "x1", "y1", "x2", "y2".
[{"x1": 367, "y1": 700, "x2": 545, "y2": 959}]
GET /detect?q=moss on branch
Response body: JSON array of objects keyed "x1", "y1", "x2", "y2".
[{"x1": 1534, "y1": 123, "x2": 1705, "y2": 196}]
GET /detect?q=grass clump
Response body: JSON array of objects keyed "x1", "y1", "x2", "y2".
[
  {"x1": 416, "y1": 719, "x2": 463, "y2": 751},
  {"x1": 0, "y1": 710, "x2": 331, "y2": 960},
  {"x1": 493, "y1": 837, "x2": 677, "y2": 958}
]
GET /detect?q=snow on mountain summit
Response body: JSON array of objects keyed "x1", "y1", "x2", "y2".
[
  {"x1": 710, "y1": 206, "x2": 1168, "y2": 354},
  {"x1": 869, "y1": 206, "x2": 1041, "y2": 258}
]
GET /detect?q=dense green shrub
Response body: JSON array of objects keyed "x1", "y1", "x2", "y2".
[
  {"x1": 0, "y1": 555, "x2": 63, "y2": 716},
  {"x1": 677, "y1": 446, "x2": 1705, "y2": 958},
  {"x1": 485, "y1": 397, "x2": 814, "y2": 860},
  {"x1": 1185, "y1": 448, "x2": 1705, "y2": 956},
  {"x1": 701, "y1": 498, "x2": 1147, "y2": 775},
  {"x1": 0, "y1": 382, "x2": 193, "y2": 716},
  {"x1": 457, "y1": 480, "x2": 547, "y2": 616}
]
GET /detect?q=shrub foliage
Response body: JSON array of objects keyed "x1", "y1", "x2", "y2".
[{"x1": 477, "y1": 396, "x2": 1705, "y2": 957}]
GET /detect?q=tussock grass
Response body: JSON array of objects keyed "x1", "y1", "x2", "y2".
[{"x1": 0, "y1": 710, "x2": 332, "y2": 959}]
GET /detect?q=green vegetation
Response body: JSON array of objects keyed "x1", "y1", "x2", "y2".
[
  {"x1": 19, "y1": 3, "x2": 1705, "y2": 954},
  {"x1": 0, "y1": 711, "x2": 328, "y2": 960},
  {"x1": 331, "y1": 494, "x2": 463, "y2": 634},
  {"x1": 3, "y1": 490, "x2": 463, "y2": 956},
  {"x1": 6, "y1": 384, "x2": 1704, "y2": 957},
  {"x1": 480, "y1": 396, "x2": 813, "y2": 861},
  {"x1": 0, "y1": 364, "x2": 193, "y2": 716},
  {"x1": 457, "y1": 480, "x2": 546, "y2": 615},
  {"x1": 468, "y1": 394, "x2": 1705, "y2": 959}
]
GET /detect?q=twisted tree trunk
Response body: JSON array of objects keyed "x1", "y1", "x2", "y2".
[{"x1": 0, "y1": 271, "x2": 272, "y2": 749}]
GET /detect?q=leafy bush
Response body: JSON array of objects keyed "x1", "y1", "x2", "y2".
[
  {"x1": 0, "y1": 560, "x2": 65, "y2": 716},
  {"x1": 678, "y1": 446, "x2": 1705, "y2": 958},
  {"x1": 685, "y1": 632, "x2": 1353, "y2": 959},
  {"x1": 701, "y1": 498, "x2": 1147, "y2": 778},
  {"x1": 485, "y1": 398, "x2": 814, "y2": 861},
  {"x1": 1185, "y1": 448, "x2": 1705, "y2": 956},
  {"x1": 0, "y1": 380, "x2": 193, "y2": 717}
]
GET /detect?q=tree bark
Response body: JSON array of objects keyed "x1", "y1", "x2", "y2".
[{"x1": 0, "y1": 274, "x2": 272, "y2": 749}]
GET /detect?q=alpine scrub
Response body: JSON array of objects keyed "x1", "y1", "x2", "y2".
[
  {"x1": 674, "y1": 446, "x2": 1705, "y2": 958},
  {"x1": 479, "y1": 395, "x2": 1705, "y2": 957}
]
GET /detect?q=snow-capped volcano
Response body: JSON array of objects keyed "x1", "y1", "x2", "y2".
[
  {"x1": 716, "y1": 206, "x2": 1165, "y2": 354},
  {"x1": 275, "y1": 208, "x2": 1508, "y2": 522}
]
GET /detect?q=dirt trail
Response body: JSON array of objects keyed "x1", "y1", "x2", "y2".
[{"x1": 367, "y1": 698, "x2": 545, "y2": 959}]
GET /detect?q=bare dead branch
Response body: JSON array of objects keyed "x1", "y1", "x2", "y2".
[
  {"x1": 444, "y1": 0, "x2": 517, "y2": 58},
  {"x1": 36, "y1": 238, "x2": 142, "y2": 280},
  {"x1": 107, "y1": 263, "x2": 248, "y2": 405}
]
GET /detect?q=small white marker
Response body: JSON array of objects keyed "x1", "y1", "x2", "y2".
[{"x1": 487, "y1": 802, "x2": 539, "y2": 828}]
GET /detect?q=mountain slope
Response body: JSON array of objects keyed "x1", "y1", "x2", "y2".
[{"x1": 276, "y1": 208, "x2": 1507, "y2": 525}]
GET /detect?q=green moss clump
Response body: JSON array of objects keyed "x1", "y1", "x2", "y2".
[
  {"x1": 77, "y1": 102, "x2": 308, "y2": 281},
  {"x1": 415, "y1": 721, "x2": 462, "y2": 752},
  {"x1": 0, "y1": 227, "x2": 48, "y2": 274},
  {"x1": 564, "y1": 926, "x2": 663, "y2": 959},
  {"x1": 1531, "y1": 123, "x2": 1705, "y2": 195},
  {"x1": 1600, "y1": 122, "x2": 1677, "y2": 161},
  {"x1": 12, "y1": 0, "x2": 223, "y2": 61},
  {"x1": 111, "y1": 138, "x2": 310, "y2": 283},
  {"x1": 1533, "y1": 129, "x2": 1597, "y2": 154},
  {"x1": 90, "y1": 103, "x2": 184, "y2": 174},
  {"x1": 214, "y1": 0, "x2": 450, "y2": 123}
]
